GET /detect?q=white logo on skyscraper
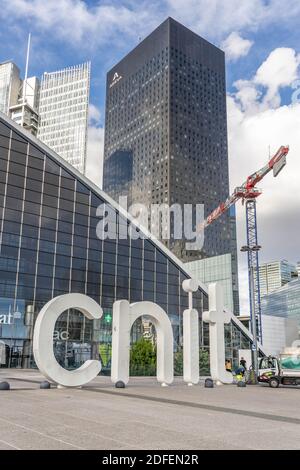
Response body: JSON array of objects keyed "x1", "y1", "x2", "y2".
[{"x1": 110, "y1": 72, "x2": 122, "y2": 88}]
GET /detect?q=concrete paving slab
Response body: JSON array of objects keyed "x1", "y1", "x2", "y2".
[{"x1": 0, "y1": 370, "x2": 300, "y2": 449}]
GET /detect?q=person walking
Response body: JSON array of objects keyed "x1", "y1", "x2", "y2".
[{"x1": 240, "y1": 357, "x2": 247, "y2": 370}]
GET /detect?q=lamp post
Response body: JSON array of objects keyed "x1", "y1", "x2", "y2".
[{"x1": 241, "y1": 244, "x2": 261, "y2": 383}]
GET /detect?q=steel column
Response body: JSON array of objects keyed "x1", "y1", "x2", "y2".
[{"x1": 245, "y1": 199, "x2": 262, "y2": 342}]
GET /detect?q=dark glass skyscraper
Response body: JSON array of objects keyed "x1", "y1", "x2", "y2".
[
  {"x1": 103, "y1": 17, "x2": 234, "y2": 264},
  {"x1": 104, "y1": 149, "x2": 133, "y2": 203}
]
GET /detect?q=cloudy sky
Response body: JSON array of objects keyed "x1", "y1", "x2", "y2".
[{"x1": 1, "y1": 0, "x2": 299, "y2": 312}]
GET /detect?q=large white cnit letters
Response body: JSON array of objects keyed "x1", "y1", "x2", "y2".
[
  {"x1": 111, "y1": 300, "x2": 174, "y2": 385},
  {"x1": 33, "y1": 281, "x2": 232, "y2": 387},
  {"x1": 203, "y1": 283, "x2": 233, "y2": 384},
  {"x1": 33, "y1": 293, "x2": 103, "y2": 387}
]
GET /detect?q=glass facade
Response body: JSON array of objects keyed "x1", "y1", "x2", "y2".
[
  {"x1": 103, "y1": 18, "x2": 237, "y2": 266},
  {"x1": 37, "y1": 62, "x2": 90, "y2": 174},
  {"x1": 225, "y1": 323, "x2": 251, "y2": 369},
  {"x1": 10, "y1": 77, "x2": 40, "y2": 137},
  {"x1": 104, "y1": 149, "x2": 133, "y2": 203},
  {"x1": 0, "y1": 113, "x2": 252, "y2": 371},
  {"x1": 258, "y1": 260, "x2": 297, "y2": 297},
  {"x1": 262, "y1": 278, "x2": 300, "y2": 327},
  {"x1": 0, "y1": 61, "x2": 89, "y2": 168},
  {"x1": 185, "y1": 253, "x2": 239, "y2": 315},
  {"x1": 0, "y1": 62, "x2": 21, "y2": 115},
  {"x1": 0, "y1": 114, "x2": 204, "y2": 370}
]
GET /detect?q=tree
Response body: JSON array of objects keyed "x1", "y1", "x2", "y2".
[
  {"x1": 130, "y1": 338, "x2": 157, "y2": 376},
  {"x1": 174, "y1": 349, "x2": 183, "y2": 376},
  {"x1": 199, "y1": 348, "x2": 210, "y2": 376},
  {"x1": 174, "y1": 348, "x2": 210, "y2": 377}
]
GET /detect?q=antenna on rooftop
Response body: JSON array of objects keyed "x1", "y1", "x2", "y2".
[
  {"x1": 21, "y1": 33, "x2": 31, "y2": 126},
  {"x1": 23, "y1": 33, "x2": 31, "y2": 99}
]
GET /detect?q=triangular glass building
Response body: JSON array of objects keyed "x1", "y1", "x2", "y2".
[{"x1": 0, "y1": 112, "x2": 255, "y2": 371}]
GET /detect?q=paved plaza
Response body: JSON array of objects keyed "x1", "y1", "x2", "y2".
[{"x1": 0, "y1": 369, "x2": 300, "y2": 450}]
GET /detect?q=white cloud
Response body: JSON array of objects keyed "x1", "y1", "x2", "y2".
[
  {"x1": 2, "y1": 0, "x2": 300, "y2": 49},
  {"x1": 88, "y1": 103, "x2": 101, "y2": 126},
  {"x1": 254, "y1": 48, "x2": 300, "y2": 106},
  {"x1": 167, "y1": 0, "x2": 263, "y2": 38},
  {"x1": 227, "y1": 51, "x2": 300, "y2": 312},
  {"x1": 221, "y1": 32, "x2": 253, "y2": 61},
  {"x1": 233, "y1": 48, "x2": 300, "y2": 113},
  {"x1": 167, "y1": 0, "x2": 300, "y2": 40},
  {"x1": 232, "y1": 79, "x2": 262, "y2": 113},
  {"x1": 85, "y1": 103, "x2": 104, "y2": 188},
  {"x1": 0, "y1": 0, "x2": 160, "y2": 48},
  {"x1": 86, "y1": 126, "x2": 104, "y2": 189}
]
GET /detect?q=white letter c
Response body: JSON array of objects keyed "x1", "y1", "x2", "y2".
[{"x1": 33, "y1": 293, "x2": 102, "y2": 387}]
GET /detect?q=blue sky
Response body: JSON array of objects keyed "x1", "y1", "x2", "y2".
[
  {"x1": 1, "y1": 0, "x2": 300, "y2": 312},
  {"x1": 1, "y1": 0, "x2": 300, "y2": 123}
]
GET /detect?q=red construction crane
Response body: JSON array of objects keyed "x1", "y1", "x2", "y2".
[
  {"x1": 199, "y1": 145, "x2": 289, "y2": 345},
  {"x1": 202, "y1": 145, "x2": 289, "y2": 228}
]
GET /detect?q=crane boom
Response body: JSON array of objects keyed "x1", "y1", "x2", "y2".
[{"x1": 203, "y1": 146, "x2": 289, "y2": 228}]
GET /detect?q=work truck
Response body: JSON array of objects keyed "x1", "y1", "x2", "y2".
[{"x1": 258, "y1": 347, "x2": 300, "y2": 388}]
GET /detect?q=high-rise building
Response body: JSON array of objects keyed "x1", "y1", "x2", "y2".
[
  {"x1": 103, "y1": 17, "x2": 233, "y2": 264},
  {"x1": 10, "y1": 76, "x2": 40, "y2": 136},
  {"x1": 104, "y1": 149, "x2": 133, "y2": 202},
  {"x1": 0, "y1": 61, "x2": 40, "y2": 136},
  {"x1": 0, "y1": 62, "x2": 21, "y2": 115},
  {"x1": 0, "y1": 59, "x2": 90, "y2": 174},
  {"x1": 262, "y1": 278, "x2": 300, "y2": 328},
  {"x1": 37, "y1": 62, "x2": 90, "y2": 174},
  {"x1": 185, "y1": 253, "x2": 239, "y2": 315},
  {"x1": 258, "y1": 260, "x2": 297, "y2": 297}
]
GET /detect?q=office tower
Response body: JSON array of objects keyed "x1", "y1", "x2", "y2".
[
  {"x1": 0, "y1": 61, "x2": 39, "y2": 136},
  {"x1": 5, "y1": 35, "x2": 40, "y2": 137},
  {"x1": 0, "y1": 62, "x2": 21, "y2": 114},
  {"x1": 262, "y1": 278, "x2": 300, "y2": 328},
  {"x1": 103, "y1": 18, "x2": 233, "y2": 265},
  {"x1": 185, "y1": 253, "x2": 239, "y2": 315},
  {"x1": 0, "y1": 112, "x2": 255, "y2": 369},
  {"x1": 258, "y1": 260, "x2": 297, "y2": 297},
  {"x1": 0, "y1": 62, "x2": 39, "y2": 135},
  {"x1": 104, "y1": 149, "x2": 133, "y2": 202},
  {"x1": 22, "y1": 76, "x2": 40, "y2": 110},
  {"x1": 10, "y1": 76, "x2": 40, "y2": 136},
  {"x1": 37, "y1": 62, "x2": 90, "y2": 174},
  {"x1": 0, "y1": 58, "x2": 90, "y2": 172}
]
